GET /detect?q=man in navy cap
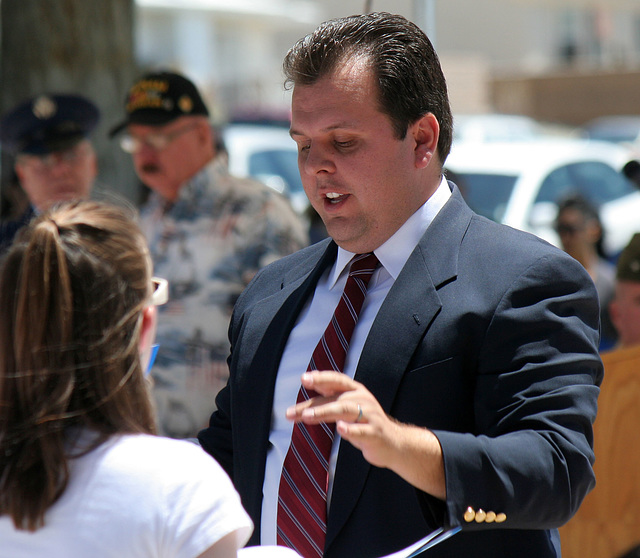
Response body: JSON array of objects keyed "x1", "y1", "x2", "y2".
[{"x1": 0, "y1": 93, "x2": 99, "y2": 251}]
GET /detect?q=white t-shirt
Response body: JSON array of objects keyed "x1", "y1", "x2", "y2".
[{"x1": 0, "y1": 433, "x2": 253, "y2": 558}]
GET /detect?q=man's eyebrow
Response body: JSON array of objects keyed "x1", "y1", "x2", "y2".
[{"x1": 290, "y1": 122, "x2": 357, "y2": 138}]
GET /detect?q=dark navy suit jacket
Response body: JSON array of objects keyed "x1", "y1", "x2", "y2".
[{"x1": 199, "y1": 185, "x2": 602, "y2": 558}]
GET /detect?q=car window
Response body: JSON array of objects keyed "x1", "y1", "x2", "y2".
[
  {"x1": 248, "y1": 149, "x2": 303, "y2": 195},
  {"x1": 585, "y1": 120, "x2": 640, "y2": 143},
  {"x1": 535, "y1": 161, "x2": 637, "y2": 206},
  {"x1": 450, "y1": 172, "x2": 517, "y2": 222},
  {"x1": 589, "y1": 128, "x2": 639, "y2": 143}
]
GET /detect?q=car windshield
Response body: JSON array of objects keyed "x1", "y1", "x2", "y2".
[
  {"x1": 535, "y1": 161, "x2": 637, "y2": 205},
  {"x1": 248, "y1": 149, "x2": 303, "y2": 195},
  {"x1": 450, "y1": 161, "x2": 636, "y2": 225},
  {"x1": 450, "y1": 172, "x2": 518, "y2": 222},
  {"x1": 586, "y1": 120, "x2": 640, "y2": 143},
  {"x1": 590, "y1": 128, "x2": 639, "y2": 143}
]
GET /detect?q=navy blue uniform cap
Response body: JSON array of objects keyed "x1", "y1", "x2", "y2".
[{"x1": 0, "y1": 94, "x2": 99, "y2": 156}]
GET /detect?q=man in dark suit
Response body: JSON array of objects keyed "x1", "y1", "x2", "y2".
[{"x1": 199, "y1": 12, "x2": 602, "y2": 558}]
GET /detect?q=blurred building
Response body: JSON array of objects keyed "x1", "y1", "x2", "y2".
[
  {"x1": 134, "y1": 0, "x2": 321, "y2": 123},
  {"x1": 134, "y1": 0, "x2": 640, "y2": 125}
]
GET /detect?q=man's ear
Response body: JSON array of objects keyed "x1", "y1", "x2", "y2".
[
  {"x1": 609, "y1": 297, "x2": 620, "y2": 331},
  {"x1": 89, "y1": 147, "x2": 99, "y2": 180},
  {"x1": 14, "y1": 161, "x2": 26, "y2": 183},
  {"x1": 411, "y1": 113, "x2": 439, "y2": 169},
  {"x1": 197, "y1": 119, "x2": 214, "y2": 148}
]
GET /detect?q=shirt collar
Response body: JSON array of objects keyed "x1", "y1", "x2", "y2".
[{"x1": 329, "y1": 176, "x2": 451, "y2": 287}]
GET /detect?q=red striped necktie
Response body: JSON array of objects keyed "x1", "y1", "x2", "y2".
[{"x1": 277, "y1": 252, "x2": 380, "y2": 557}]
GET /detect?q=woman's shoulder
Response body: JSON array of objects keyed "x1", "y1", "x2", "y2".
[
  {"x1": 71, "y1": 433, "x2": 241, "y2": 519},
  {"x1": 103, "y1": 433, "x2": 222, "y2": 471},
  {"x1": 70, "y1": 433, "x2": 227, "y2": 488}
]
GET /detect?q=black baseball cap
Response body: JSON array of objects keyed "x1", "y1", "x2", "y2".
[
  {"x1": 0, "y1": 93, "x2": 100, "y2": 156},
  {"x1": 109, "y1": 70, "x2": 209, "y2": 137}
]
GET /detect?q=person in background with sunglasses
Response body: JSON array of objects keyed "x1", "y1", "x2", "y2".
[
  {"x1": 0, "y1": 200, "x2": 254, "y2": 558},
  {"x1": 555, "y1": 193, "x2": 617, "y2": 350},
  {"x1": 109, "y1": 71, "x2": 308, "y2": 439},
  {"x1": 0, "y1": 94, "x2": 99, "y2": 254}
]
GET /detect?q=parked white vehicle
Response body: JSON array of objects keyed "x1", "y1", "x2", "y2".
[
  {"x1": 453, "y1": 113, "x2": 545, "y2": 143},
  {"x1": 580, "y1": 115, "x2": 640, "y2": 159},
  {"x1": 444, "y1": 138, "x2": 640, "y2": 256},
  {"x1": 221, "y1": 123, "x2": 308, "y2": 215}
]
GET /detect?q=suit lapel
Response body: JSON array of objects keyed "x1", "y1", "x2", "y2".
[
  {"x1": 234, "y1": 242, "x2": 338, "y2": 526},
  {"x1": 326, "y1": 187, "x2": 473, "y2": 548}
]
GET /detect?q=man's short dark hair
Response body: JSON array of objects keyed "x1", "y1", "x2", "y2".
[{"x1": 283, "y1": 12, "x2": 453, "y2": 164}]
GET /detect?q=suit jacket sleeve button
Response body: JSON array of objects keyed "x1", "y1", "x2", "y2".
[
  {"x1": 463, "y1": 507, "x2": 476, "y2": 522},
  {"x1": 485, "y1": 511, "x2": 496, "y2": 523},
  {"x1": 475, "y1": 509, "x2": 487, "y2": 523},
  {"x1": 496, "y1": 513, "x2": 507, "y2": 523}
]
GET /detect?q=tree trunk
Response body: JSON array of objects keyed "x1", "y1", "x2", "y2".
[{"x1": 0, "y1": 0, "x2": 140, "y2": 217}]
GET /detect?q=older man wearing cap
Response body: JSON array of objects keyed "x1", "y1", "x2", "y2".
[
  {"x1": 110, "y1": 70, "x2": 307, "y2": 439},
  {"x1": 0, "y1": 94, "x2": 99, "y2": 251},
  {"x1": 609, "y1": 233, "x2": 640, "y2": 350}
]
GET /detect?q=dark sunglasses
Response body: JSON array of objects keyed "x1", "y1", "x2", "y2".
[{"x1": 555, "y1": 223, "x2": 584, "y2": 235}]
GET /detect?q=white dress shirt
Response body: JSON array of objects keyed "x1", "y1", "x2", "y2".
[{"x1": 261, "y1": 178, "x2": 451, "y2": 545}]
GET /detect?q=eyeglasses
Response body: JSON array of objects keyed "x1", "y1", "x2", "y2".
[
  {"x1": 119, "y1": 122, "x2": 200, "y2": 154},
  {"x1": 555, "y1": 223, "x2": 584, "y2": 236},
  {"x1": 151, "y1": 277, "x2": 169, "y2": 306},
  {"x1": 16, "y1": 141, "x2": 92, "y2": 172}
]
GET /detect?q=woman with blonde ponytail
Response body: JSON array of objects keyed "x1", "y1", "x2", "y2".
[{"x1": 0, "y1": 201, "x2": 252, "y2": 557}]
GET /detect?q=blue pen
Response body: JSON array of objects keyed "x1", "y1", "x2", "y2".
[{"x1": 145, "y1": 344, "x2": 160, "y2": 376}]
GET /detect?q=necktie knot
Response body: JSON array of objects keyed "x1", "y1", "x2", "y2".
[
  {"x1": 349, "y1": 252, "x2": 379, "y2": 276},
  {"x1": 345, "y1": 252, "x2": 379, "y2": 299}
]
